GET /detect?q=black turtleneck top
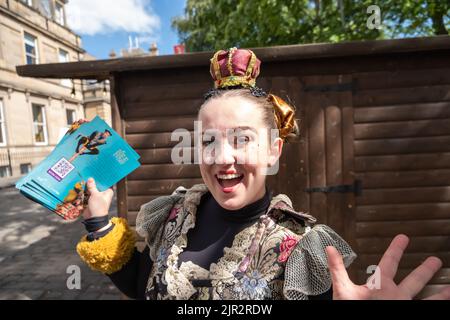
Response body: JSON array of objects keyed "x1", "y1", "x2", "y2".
[
  {"x1": 178, "y1": 190, "x2": 271, "y2": 269},
  {"x1": 101, "y1": 189, "x2": 332, "y2": 300}
]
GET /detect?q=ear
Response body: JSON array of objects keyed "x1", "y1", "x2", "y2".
[{"x1": 268, "y1": 137, "x2": 283, "y2": 166}]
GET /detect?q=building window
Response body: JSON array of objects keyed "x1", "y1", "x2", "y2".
[
  {"x1": 0, "y1": 99, "x2": 6, "y2": 146},
  {"x1": 59, "y1": 49, "x2": 71, "y2": 87},
  {"x1": 32, "y1": 104, "x2": 48, "y2": 145},
  {"x1": 24, "y1": 32, "x2": 39, "y2": 65},
  {"x1": 38, "y1": 0, "x2": 52, "y2": 19},
  {"x1": 59, "y1": 49, "x2": 69, "y2": 62},
  {"x1": 20, "y1": 0, "x2": 33, "y2": 6},
  {"x1": 54, "y1": 2, "x2": 65, "y2": 26},
  {"x1": 0, "y1": 165, "x2": 11, "y2": 178},
  {"x1": 20, "y1": 163, "x2": 32, "y2": 175},
  {"x1": 66, "y1": 109, "x2": 76, "y2": 126},
  {"x1": 85, "y1": 79, "x2": 98, "y2": 86}
]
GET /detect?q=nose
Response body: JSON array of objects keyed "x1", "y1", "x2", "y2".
[{"x1": 215, "y1": 140, "x2": 236, "y2": 165}]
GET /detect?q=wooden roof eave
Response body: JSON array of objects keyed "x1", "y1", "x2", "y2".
[{"x1": 15, "y1": 35, "x2": 450, "y2": 81}]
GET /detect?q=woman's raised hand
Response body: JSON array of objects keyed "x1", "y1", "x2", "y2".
[
  {"x1": 81, "y1": 178, "x2": 114, "y2": 220},
  {"x1": 326, "y1": 234, "x2": 450, "y2": 300},
  {"x1": 67, "y1": 118, "x2": 113, "y2": 220}
]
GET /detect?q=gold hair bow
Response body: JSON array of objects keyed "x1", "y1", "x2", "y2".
[{"x1": 267, "y1": 94, "x2": 295, "y2": 141}]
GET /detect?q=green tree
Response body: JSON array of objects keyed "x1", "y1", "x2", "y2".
[{"x1": 172, "y1": 0, "x2": 449, "y2": 52}]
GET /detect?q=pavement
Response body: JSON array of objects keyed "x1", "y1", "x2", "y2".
[{"x1": 0, "y1": 186, "x2": 123, "y2": 300}]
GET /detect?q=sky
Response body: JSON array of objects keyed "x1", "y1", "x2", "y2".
[{"x1": 66, "y1": 0, "x2": 187, "y2": 59}]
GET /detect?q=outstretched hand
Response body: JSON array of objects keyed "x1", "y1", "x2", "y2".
[{"x1": 326, "y1": 234, "x2": 450, "y2": 300}]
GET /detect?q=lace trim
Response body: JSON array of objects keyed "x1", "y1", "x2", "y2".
[
  {"x1": 163, "y1": 184, "x2": 208, "y2": 299},
  {"x1": 283, "y1": 224, "x2": 357, "y2": 300},
  {"x1": 139, "y1": 183, "x2": 352, "y2": 300}
]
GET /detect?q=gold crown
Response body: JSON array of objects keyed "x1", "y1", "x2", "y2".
[{"x1": 209, "y1": 47, "x2": 261, "y2": 89}]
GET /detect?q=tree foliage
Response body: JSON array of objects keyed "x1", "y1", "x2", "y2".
[{"x1": 172, "y1": 0, "x2": 449, "y2": 52}]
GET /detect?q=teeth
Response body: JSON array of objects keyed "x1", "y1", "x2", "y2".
[{"x1": 217, "y1": 173, "x2": 242, "y2": 180}]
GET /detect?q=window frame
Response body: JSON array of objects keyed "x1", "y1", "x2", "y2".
[
  {"x1": 39, "y1": 0, "x2": 52, "y2": 19},
  {"x1": 20, "y1": 163, "x2": 32, "y2": 175},
  {"x1": 24, "y1": 32, "x2": 39, "y2": 65},
  {"x1": 20, "y1": 0, "x2": 33, "y2": 6},
  {"x1": 66, "y1": 108, "x2": 76, "y2": 126},
  {"x1": 0, "y1": 99, "x2": 6, "y2": 147},
  {"x1": 0, "y1": 165, "x2": 11, "y2": 178},
  {"x1": 58, "y1": 48, "x2": 69, "y2": 62},
  {"x1": 31, "y1": 103, "x2": 48, "y2": 146},
  {"x1": 58, "y1": 48, "x2": 71, "y2": 87},
  {"x1": 54, "y1": 1, "x2": 65, "y2": 26}
]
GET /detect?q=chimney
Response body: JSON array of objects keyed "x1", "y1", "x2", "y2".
[{"x1": 149, "y1": 42, "x2": 158, "y2": 56}]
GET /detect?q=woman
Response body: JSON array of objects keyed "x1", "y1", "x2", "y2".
[{"x1": 76, "y1": 48, "x2": 449, "y2": 300}]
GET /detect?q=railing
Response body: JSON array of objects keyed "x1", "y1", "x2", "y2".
[{"x1": 0, "y1": 145, "x2": 55, "y2": 176}]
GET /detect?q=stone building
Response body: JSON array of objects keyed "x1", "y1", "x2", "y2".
[{"x1": 0, "y1": 0, "x2": 110, "y2": 186}]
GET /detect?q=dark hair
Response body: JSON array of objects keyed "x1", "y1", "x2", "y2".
[{"x1": 204, "y1": 86, "x2": 267, "y2": 100}]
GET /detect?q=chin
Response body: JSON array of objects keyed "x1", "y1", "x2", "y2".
[{"x1": 217, "y1": 196, "x2": 246, "y2": 210}]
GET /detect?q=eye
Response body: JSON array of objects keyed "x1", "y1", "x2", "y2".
[
  {"x1": 234, "y1": 135, "x2": 251, "y2": 147},
  {"x1": 202, "y1": 135, "x2": 215, "y2": 146},
  {"x1": 238, "y1": 136, "x2": 250, "y2": 143}
]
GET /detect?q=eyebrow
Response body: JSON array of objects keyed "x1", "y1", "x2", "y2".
[
  {"x1": 201, "y1": 126, "x2": 258, "y2": 135},
  {"x1": 234, "y1": 126, "x2": 258, "y2": 133}
]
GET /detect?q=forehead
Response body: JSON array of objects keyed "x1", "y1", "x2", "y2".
[{"x1": 199, "y1": 96, "x2": 265, "y2": 130}]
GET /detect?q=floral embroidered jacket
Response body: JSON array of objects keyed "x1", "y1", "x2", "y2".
[
  {"x1": 77, "y1": 184, "x2": 356, "y2": 300},
  {"x1": 136, "y1": 184, "x2": 356, "y2": 300}
]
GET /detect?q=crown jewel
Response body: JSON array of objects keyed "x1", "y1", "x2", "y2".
[{"x1": 209, "y1": 47, "x2": 261, "y2": 89}]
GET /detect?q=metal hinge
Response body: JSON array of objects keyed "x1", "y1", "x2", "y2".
[{"x1": 305, "y1": 179, "x2": 362, "y2": 196}]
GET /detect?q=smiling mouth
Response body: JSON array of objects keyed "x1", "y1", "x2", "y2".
[{"x1": 215, "y1": 173, "x2": 244, "y2": 192}]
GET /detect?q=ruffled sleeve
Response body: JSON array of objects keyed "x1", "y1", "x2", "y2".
[
  {"x1": 283, "y1": 224, "x2": 357, "y2": 300},
  {"x1": 135, "y1": 186, "x2": 186, "y2": 261}
]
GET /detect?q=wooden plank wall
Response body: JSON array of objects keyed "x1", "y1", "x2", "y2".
[
  {"x1": 119, "y1": 68, "x2": 211, "y2": 228},
  {"x1": 114, "y1": 49, "x2": 450, "y2": 295},
  {"x1": 352, "y1": 67, "x2": 450, "y2": 296},
  {"x1": 265, "y1": 76, "x2": 308, "y2": 212}
]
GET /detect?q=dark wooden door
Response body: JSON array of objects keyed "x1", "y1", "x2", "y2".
[
  {"x1": 298, "y1": 75, "x2": 358, "y2": 279},
  {"x1": 293, "y1": 70, "x2": 450, "y2": 297},
  {"x1": 265, "y1": 74, "x2": 358, "y2": 278}
]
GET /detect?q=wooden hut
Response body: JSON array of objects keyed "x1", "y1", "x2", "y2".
[{"x1": 17, "y1": 36, "x2": 450, "y2": 297}]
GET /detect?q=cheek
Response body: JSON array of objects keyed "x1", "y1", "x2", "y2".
[
  {"x1": 239, "y1": 144, "x2": 271, "y2": 180},
  {"x1": 234, "y1": 138, "x2": 268, "y2": 164},
  {"x1": 251, "y1": 141, "x2": 271, "y2": 167},
  {"x1": 241, "y1": 159, "x2": 267, "y2": 181},
  {"x1": 199, "y1": 163, "x2": 212, "y2": 183},
  {"x1": 202, "y1": 147, "x2": 217, "y2": 165}
]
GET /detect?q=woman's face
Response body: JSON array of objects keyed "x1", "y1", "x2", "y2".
[{"x1": 198, "y1": 95, "x2": 283, "y2": 210}]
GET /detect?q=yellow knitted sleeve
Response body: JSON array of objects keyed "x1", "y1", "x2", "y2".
[{"x1": 76, "y1": 217, "x2": 136, "y2": 275}]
